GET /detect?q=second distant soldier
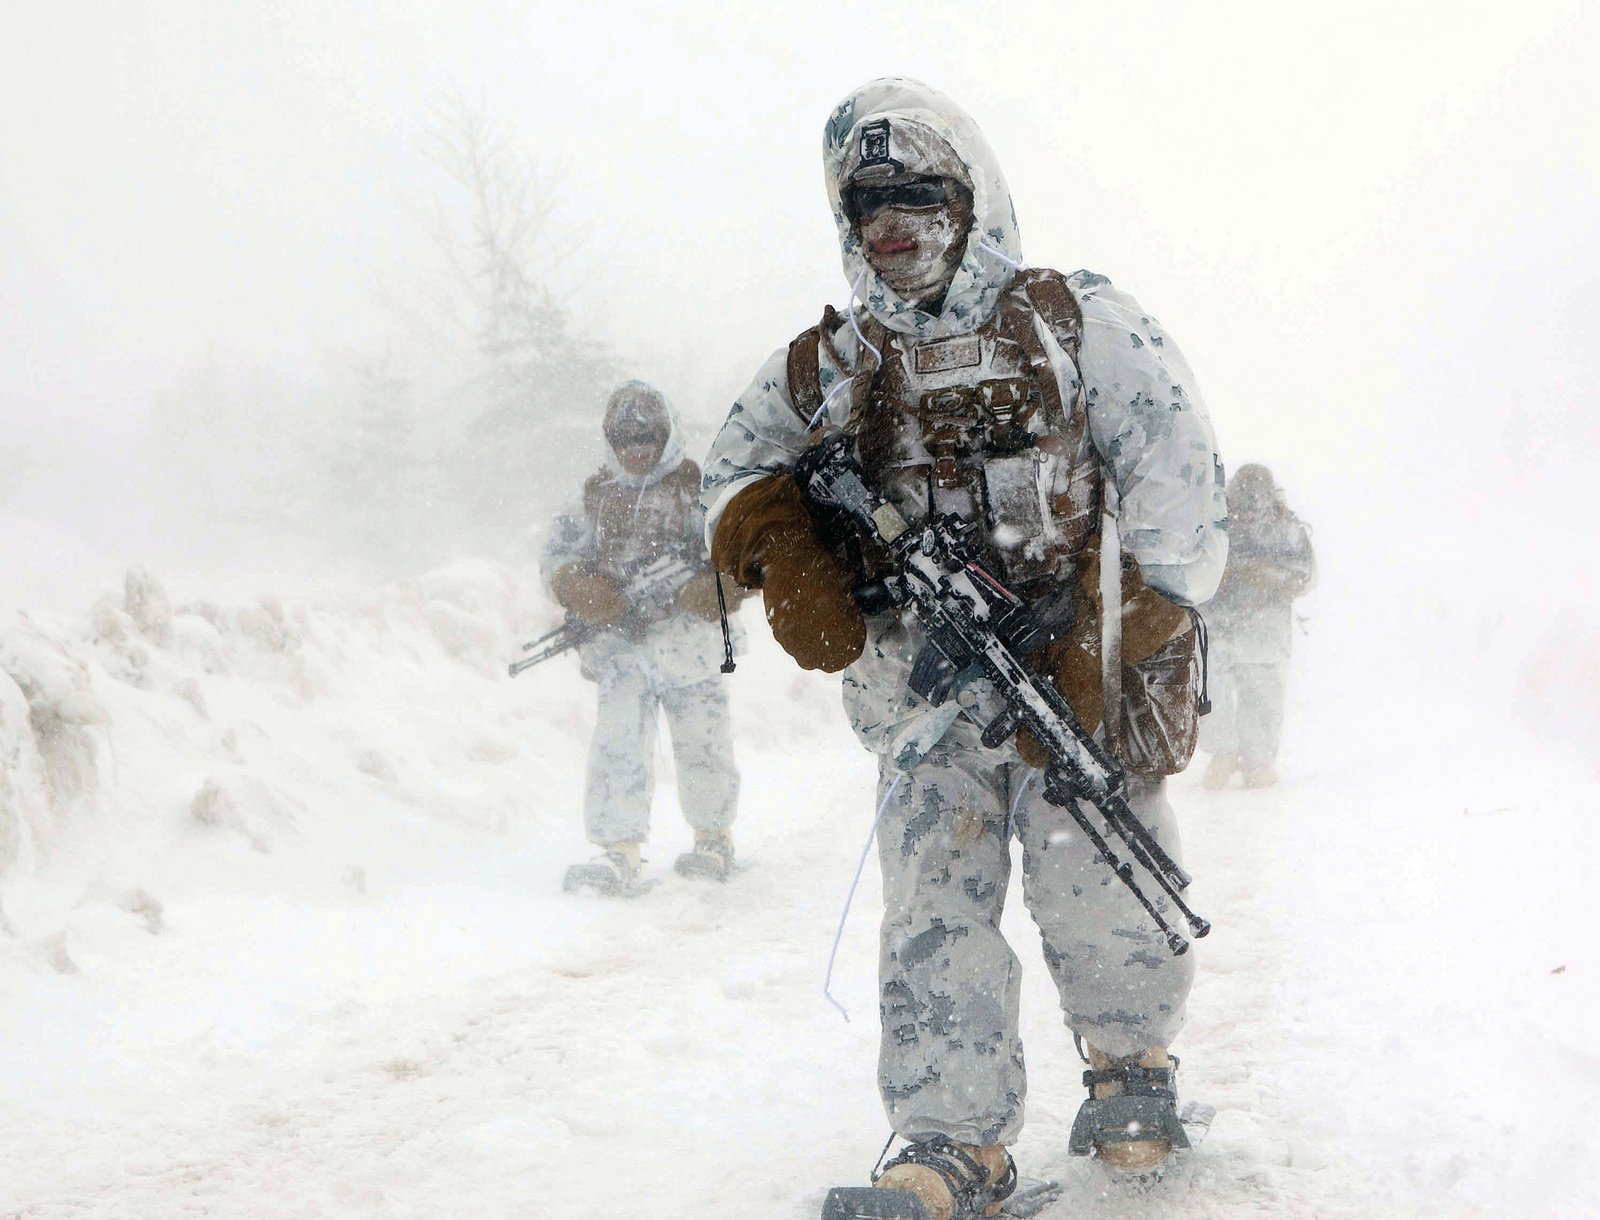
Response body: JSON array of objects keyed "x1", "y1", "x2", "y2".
[
  {"x1": 542, "y1": 381, "x2": 740, "y2": 893},
  {"x1": 1200, "y1": 464, "x2": 1315, "y2": 789}
]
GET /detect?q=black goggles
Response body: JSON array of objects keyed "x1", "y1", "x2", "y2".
[
  {"x1": 847, "y1": 178, "x2": 950, "y2": 220},
  {"x1": 610, "y1": 424, "x2": 666, "y2": 449}
]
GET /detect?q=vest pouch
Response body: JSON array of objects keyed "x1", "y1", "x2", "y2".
[{"x1": 1118, "y1": 622, "x2": 1202, "y2": 777}]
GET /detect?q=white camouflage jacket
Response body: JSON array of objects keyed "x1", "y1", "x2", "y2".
[{"x1": 701, "y1": 79, "x2": 1228, "y2": 764}]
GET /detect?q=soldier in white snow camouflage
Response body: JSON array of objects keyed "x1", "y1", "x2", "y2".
[
  {"x1": 1201, "y1": 464, "x2": 1315, "y2": 789},
  {"x1": 543, "y1": 381, "x2": 741, "y2": 894},
  {"x1": 702, "y1": 79, "x2": 1227, "y2": 1216}
]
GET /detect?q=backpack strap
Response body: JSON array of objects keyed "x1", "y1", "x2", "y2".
[
  {"x1": 998, "y1": 268, "x2": 1089, "y2": 457},
  {"x1": 581, "y1": 468, "x2": 613, "y2": 523},
  {"x1": 786, "y1": 304, "x2": 886, "y2": 430},
  {"x1": 785, "y1": 305, "x2": 843, "y2": 425},
  {"x1": 1006, "y1": 268, "x2": 1112, "y2": 737},
  {"x1": 1020, "y1": 267, "x2": 1085, "y2": 357}
]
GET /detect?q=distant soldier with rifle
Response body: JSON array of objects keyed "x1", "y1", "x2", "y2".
[
  {"x1": 702, "y1": 80, "x2": 1228, "y2": 1219},
  {"x1": 540, "y1": 380, "x2": 742, "y2": 896}
]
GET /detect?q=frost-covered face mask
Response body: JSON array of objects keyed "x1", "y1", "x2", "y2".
[
  {"x1": 855, "y1": 178, "x2": 973, "y2": 309},
  {"x1": 606, "y1": 393, "x2": 671, "y2": 475},
  {"x1": 610, "y1": 424, "x2": 668, "y2": 475}
]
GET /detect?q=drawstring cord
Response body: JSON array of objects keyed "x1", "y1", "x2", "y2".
[
  {"x1": 823, "y1": 771, "x2": 905, "y2": 1021},
  {"x1": 977, "y1": 240, "x2": 1026, "y2": 271},
  {"x1": 1193, "y1": 609, "x2": 1211, "y2": 715},
  {"x1": 821, "y1": 765, "x2": 1033, "y2": 1020},
  {"x1": 807, "y1": 374, "x2": 858, "y2": 432},
  {"x1": 847, "y1": 271, "x2": 884, "y2": 367}
]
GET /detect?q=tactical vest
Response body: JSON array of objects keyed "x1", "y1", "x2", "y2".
[
  {"x1": 582, "y1": 460, "x2": 704, "y2": 572},
  {"x1": 786, "y1": 268, "x2": 1101, "y2": 594}
]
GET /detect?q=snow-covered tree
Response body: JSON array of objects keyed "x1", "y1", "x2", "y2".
[
  {"x1": 391, "y1": 92, "x2": 616, "y2": 558},
  {"x1": 142, "y1": 355, "x2": 324, "y2": 556},
  {"x1": 134, "y1": 95, "x2": 615, "y2": 575},
  {"x1": 320, "y1": 352, "x2": 435, "y2": 571}
]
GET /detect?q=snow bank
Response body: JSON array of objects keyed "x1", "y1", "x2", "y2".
[
  {"x1": 0, "y1": 558, "x2": 586, "y2": 967},
  {"x1": 0, "y1": 612, "x2": 105, "y2": 876}
]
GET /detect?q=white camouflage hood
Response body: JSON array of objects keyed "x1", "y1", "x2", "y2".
[
  {"x1": 823, "y1": 78, "x2": 1024, "y2": 339},
  {"x1": 601, "y1": 379, "x2": 686, "y2": 489}
]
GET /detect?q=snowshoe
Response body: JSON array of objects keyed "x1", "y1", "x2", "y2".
[
  {"x1": 821, "y1": 1177, "x2": 1060, "y2": 1220},
  {"x1": 562, "y1": 843, "x2": 648, "y2": 897},
  {"x1": 822, "y1": 1137, "x2": 1057, "y2": 1220},
  {"x1": 673, "y1": 832, "x2": 735, "y2": 882},
  {"x1": 1068, "y1": 1047, "x2": 1190, "y2": 1175},
  {"x1": 1176, "y1": 1100, "x2": 1216, "y2": 1144},
  {"x1": 822, "y1": 1191, "x2": 933, "y2": 1220}
]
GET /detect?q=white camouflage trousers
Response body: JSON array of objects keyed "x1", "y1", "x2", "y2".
[
  {"x1": 874, "y1": 721, "x2": 1194, "y2": 1146},
  {"x1": 1201, "y1": 660, "x2": 1289, "y2": 770},
  {"x1": 584, "y1": 669, "x2": 738, "y2": 847}
]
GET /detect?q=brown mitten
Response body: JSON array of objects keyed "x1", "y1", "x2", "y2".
[
  {"x1": 675, "y1": 570, "x2": 724, "y2": 622},
  {"x1": 1236, "y1": 560, "x2": 1307, "y2": 603},
  {"x1": 1014, "y1": 552, "x2": 1186, "y2": 769},
  {"x1": 1016, "y1": 632, "x2": 1103, "y2": 768},
  {"x1": 1119, "y1": 557, "x2": 1189, "y2": 666},
  {"x1": 550, "y1": 563, "x2": 627, "y2": 627},
  {"x1": 711, "y1": 476, "x2": 865, "y2": 672}
]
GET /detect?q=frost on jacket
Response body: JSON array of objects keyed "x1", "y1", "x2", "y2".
[{"x1": 699, "y1": 78, "x2": 1228, "y2": 758}]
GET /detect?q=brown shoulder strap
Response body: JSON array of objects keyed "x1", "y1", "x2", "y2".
[
  {"x1": 1000, "y1": 270, "x2": 1096, "y2": 504},
  {"x1": 581, "y1": 469, "x2": 612, "y2": 521},
  {"x1": 785, "y1": 307, "x2": 832, "y2": 424},
  {"x1": 1020, "y1": 268, "x2": 1084, "y2": 356},
  {"x1": 997, "y1": 276, "x2": 1071, "y2": 434},
  {"x1": 1030, "y1": 271, "x2": 1094, "y2": 469},
  {"x1": 786, "y1": 304, "x2": 871, "y2": 428},
  {"x1": 664, "y1": 460, "x2": 707, "y2": 558}
]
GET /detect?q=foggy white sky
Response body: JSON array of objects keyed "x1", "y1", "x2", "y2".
[{"x1": 2, "y1": 0, "x2": 1596, "y2": 657}]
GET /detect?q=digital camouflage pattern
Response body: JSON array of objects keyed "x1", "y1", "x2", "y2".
[{"x1": 876, "y1": 722, "x2": 1194, "y2": 1146}]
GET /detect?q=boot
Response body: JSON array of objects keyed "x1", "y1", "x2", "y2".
[
  {"x1": 674, "y1": 830, "x2": 735, "y2": 881},
  {"x1": 1202, "y1": 753, "x2": 1236, "y2": 790},
  {"x1": 1070, "y1": 1044, "x2": 1187, "y2": 1174},
  {"x1": 562, "y1": 840, "x2": 643, "y2": 896},
  {"x1": 1241, "y1": 763, "x2": 1278, "y2": 789},
  {"x1": 873, "y1": 1138, "x2": 1015, "y2": 1220}
]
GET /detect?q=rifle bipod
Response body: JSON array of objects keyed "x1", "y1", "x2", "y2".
[{"x1": 1041, "y1": 766, "x2": 1211, "y2": 955}]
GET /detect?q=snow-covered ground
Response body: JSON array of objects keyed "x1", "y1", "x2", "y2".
[{"x1": 1, "y1": 562, "x2": 1596, "y2": 1218}]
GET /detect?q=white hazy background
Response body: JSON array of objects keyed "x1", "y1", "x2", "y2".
[
  {"x1": 2, "y1": 0, "x2": 1597, "y2": 718},
  {"x1": 3, "y1": 6, "x2": 1600, "y2": 1214}
]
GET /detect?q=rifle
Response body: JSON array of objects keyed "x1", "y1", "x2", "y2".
[
  {"x1": 795, "y1": 431, "x2": 1210, "y2": 955},
  {"x1": 509, "y1": 554, "x2": 696, "y2": 678}
]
